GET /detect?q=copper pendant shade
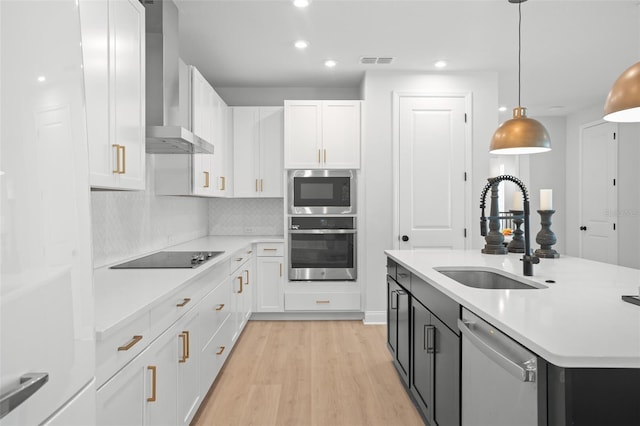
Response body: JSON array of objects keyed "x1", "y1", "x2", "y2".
[
  {"x1": 490, "y1": 0, "x2": 551, "y2": 155},
  {"x1": 603, "y1": 61, "x2": 640, "y2": 123}
]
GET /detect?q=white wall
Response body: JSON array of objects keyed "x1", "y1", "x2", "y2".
[
  {"x1": 91, "y1": 155, "x2": 209, "y2": 268},
  {"x1": 216, "y1": 86, "x2": 361, "y2": 106},
  {"x1": 565, "y1": 104, "x2": 640, "y2": 269},
  {"x1": 527, "y1": 116, "x2": 567, "y2": 255},
  {"x1": 361, "y1": 70, "x2": 498, "y2": 320}
]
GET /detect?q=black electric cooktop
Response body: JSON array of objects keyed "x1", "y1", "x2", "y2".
[{"x1": 110, "y1": 251, "x2": 224, "y2": 269}]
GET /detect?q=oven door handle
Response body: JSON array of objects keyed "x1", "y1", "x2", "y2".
[{"x1": 288, "y1": 229, "x2": 356, "y2": 234}]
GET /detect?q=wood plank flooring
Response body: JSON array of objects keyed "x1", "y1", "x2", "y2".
[{"x1": 192, "y1": 321, "x2": 424, "y2": 426}]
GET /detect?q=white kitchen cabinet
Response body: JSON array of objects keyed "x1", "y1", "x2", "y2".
[
  {"x1": 96, "y1": 353, "x2": 145, "y2": 426},
  {"x1": 232, "y1": 107, "x2": 284, "y2": 197},
  {"x1": 144, "y1": 327, "x2": 178, "y2": 426},
  {"x1": 284, "y1": 100, "x2": 361, "y2": 169},
  {"x1": 229, "y1": 246, "x2": 254, "y2": 342},
  {"x1": 256, "y1": 243, "x2": 284, "y2": 312},
  {"x1": 176, "y1": 309, "x2": 201, "y2": 425},
  {"x1": 80, "y1": 0, "x2": 146, "y2": 190}
]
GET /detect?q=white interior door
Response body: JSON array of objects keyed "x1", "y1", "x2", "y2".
[
  {"x1": 397, "y1": 95, "x2": 468, "y2": 249},
  {"x1": 579, "y1": 121, "x2": 618, "y2": 264}
]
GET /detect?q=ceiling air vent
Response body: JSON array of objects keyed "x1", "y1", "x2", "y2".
[{"x1": 360, "y1": 56, "x2": 395, "y2": 65}]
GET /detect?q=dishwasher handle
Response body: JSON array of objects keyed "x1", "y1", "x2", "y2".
[{"x1": 458, "y1": 319, "x2": 536, "y2": 383}]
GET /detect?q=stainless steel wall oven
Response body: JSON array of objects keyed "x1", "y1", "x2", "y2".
[
  {"x1": 288, "y1": 169, "x2": 356, "y2": 215},
  {"x1": 288, "y1": 216, "x2": 356, "y2": 281}
]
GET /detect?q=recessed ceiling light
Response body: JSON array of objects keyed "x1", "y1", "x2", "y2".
[
  {"x1": 498, "y1": 106, "x2": 508, "y2": 112},
  {"x1": 293, "y1": 0, "x2": 310, "y2": 8},
  {"x1": 434, "y1": 60, "x2": 447, "y2": 68},
  {"x1": 294, "y1": 40, "x2": 309, "y2": 50},
  {"x1": 324, "y1": 60, "x2": 337, "y2": 68},
  {"x1": 37, "y1": 76, "x2": 46, "y2": 83}
]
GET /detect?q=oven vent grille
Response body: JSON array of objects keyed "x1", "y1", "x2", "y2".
[{"x1": 360, "y1": 56, "x2": 395, "y2": 65}]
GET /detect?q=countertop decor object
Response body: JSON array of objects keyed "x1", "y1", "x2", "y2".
[
  {"x1": 604, "y1": 61, "x2": 640, "y2": 123},
  {"x1": 535, "y1": 209, "x2": 560, "y2": 258},
  {"x1": 507, "y1": 210, "x2": 525, "y2": 253},
  {"x1": 489, "y1": 0, "x2": 551, "y2": 155}
]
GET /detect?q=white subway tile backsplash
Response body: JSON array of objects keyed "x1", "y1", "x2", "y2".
[
  {"x1": 208, "y1": 198, "x2": 284, "y2": 236},
  {"x1": 91, "y1": 155, "x2": 209, "y2": 268}
]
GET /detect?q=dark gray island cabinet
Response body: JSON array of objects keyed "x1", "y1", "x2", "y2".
[{"x1": 386, "y1": 256, "x2": 640, "y2": 426}]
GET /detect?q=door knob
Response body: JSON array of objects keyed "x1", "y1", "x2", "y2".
[
  {"x1": 401, "y1": 235, "x2": 409, "y2": 242},
  {"x1": 579, "y1": 226, "x2": 587, "y2": 231}
]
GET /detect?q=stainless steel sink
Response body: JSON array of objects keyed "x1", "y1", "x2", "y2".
[{"x1": 435, "y1": 267, "x2": 546, "y2": 290}]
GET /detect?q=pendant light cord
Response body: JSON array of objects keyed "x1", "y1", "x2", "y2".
[{"x1": 518, "y1": 1, "x2": 522, "y2": 107}]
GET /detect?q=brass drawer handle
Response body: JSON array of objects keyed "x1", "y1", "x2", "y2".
[
  {"x1": 118, "y1": 335, "x2": 143, "y2": 351},
  {"x1": 324, "y1": 149, "x2": 327, "y2": 163},
  {"x1": 220, "y1": 176, "x2": 226, "y2": 191},
  {"x1": 179, "y1": 332, "x2": 187, "y2": 363},
  {"x1": 244, "y1": 269, "x2": 250, "y2": 285},
  {"x1": 184, "y1": 330, "x2": 190, "y2": 359},
  {"x1": 316, "y1": 300, "x2": 331, "y2": 304},
  {"x1": 318, "y1": 149, "x2": 321, "y2": 164},
  {"x1": 176, "y1": 298, "x2": 191, "y2": 307},
  {"x1": 255, "y1": 179, "x2": 259, "y2": 192},
  {"x1": 237, "y1": 276, "x2": 244, "y2": 294},
  {"x1": 260, "y1": 179, "x2": 264, "y2": 192},
  {"x1": 203, "y1": 171, "x2": 210, "y2": 188},
  {"x1": 263, "y1": 248, "x2": 278, "y2": 251},
  {"x1": 215, "y1": 303, "x2": 225, "y2": 311},
  {"x1": 112, "y1": 144, "x2": 126, "y2": 174},
  {"x1": 216, "y1": 346, "x2": 226, "y2": 356},
  {"x1": 147, "y1": 366, "x2": 157, "y2": 402},
  {"x1": 235, "y1": 257, "x2": 243, "y2": 262},
  {"x1": 279, "y1": 263, "x2": 283, "y2": 277}
]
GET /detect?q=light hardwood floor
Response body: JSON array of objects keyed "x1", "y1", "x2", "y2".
[{"x1": 192, "y1": 320, "x2": 425, "y2": 426}]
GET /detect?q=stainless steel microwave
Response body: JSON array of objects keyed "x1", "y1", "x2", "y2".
[{"x1": 288, "y1": 170, "x2": 356, "y2": 215}]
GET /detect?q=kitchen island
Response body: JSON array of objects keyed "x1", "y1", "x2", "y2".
[{"x1": 385, "y1": 249, "x2": 640, "y2": 426}]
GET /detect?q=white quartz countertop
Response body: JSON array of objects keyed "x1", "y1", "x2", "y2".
[
  {"x1": 385, "y1": 249, "x2": 640, "y2": 368},
  {"x1": 94, "y1": 235, "x2": 284, "y2": 339}
]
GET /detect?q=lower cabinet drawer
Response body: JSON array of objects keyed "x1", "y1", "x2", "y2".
[
  {"x1": 200, "y1": 316, "x2": 234, "y2": 397},
  {"x1": 96, "y1": 313, "x2": 150, "y2": 387},
  {"x1": 285, "y1": 292, "x2": 361, "y2": 311},
  {"x1": 199, "y1": 279, "x2": 231, "y2": 350}
]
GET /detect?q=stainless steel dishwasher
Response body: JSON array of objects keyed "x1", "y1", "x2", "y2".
[{"x1": 459, "y1": 308, "x2": 540, "y2": 426}]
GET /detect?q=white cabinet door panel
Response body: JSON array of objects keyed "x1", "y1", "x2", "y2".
[
  {"x1": 322, "y1": 101, "x2": 361, "y2": 169},
  {"x1": 284, "y1": 101, "x2": 322, "y2": 169}
]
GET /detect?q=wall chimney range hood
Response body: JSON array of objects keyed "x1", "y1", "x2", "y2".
[{"x1": 145, "y1": 0, "x2": 214, "y2": 154}]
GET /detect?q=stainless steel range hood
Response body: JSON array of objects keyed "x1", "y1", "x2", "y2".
[{"x1": 145, "y1": 0, "x2": 214, "y2": 154}]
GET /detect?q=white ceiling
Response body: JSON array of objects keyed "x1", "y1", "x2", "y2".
[{"x1": 175, "y1": 0, "x2": 640, "y2": 117}]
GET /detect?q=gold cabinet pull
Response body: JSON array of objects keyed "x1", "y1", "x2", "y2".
[
  {"x1": 220, "y1": 176, "x2": 226, "y2": 191},
  {"x1": 176, "y1": 298, "x2": 191, "y2": 307},
  {"x1": 316, "y1": 300, "x2": 331, "y2": 304},
  {"x1": 215, "y1": 303, "x2": 225, "y2": 311},
  {"x1": 324, "y1": 149, "x2": 327, "y2": 163},
  {"x1": 147, "y1": 366, "x2": 157, "y2": 402},
  {"x1": 121, "y1": 145, "x2": 126, "y2": 174},
  {"x1": 216, "y1": 346, "x2": 226, "y2": 356},
  {"x1": 235, "y1": 257, "x2": 243, "y2": 262},
  {"x1": 112, "y1": 144, "x2": 126, "y2": 174},
  {"x1": 179, "y1": 332, "x2": 187, "y2": 363},
  {"x1": 118, "y1": 335, "x2": 143, "y2": 351},
  {"x1": 255, "y1": 179, "x2": 259, "y2": 192},
  {"x1": 263, "y1": 248, "x2": 278, "y2": 251},
  {"x1": 279, "y1": 263, "x2": 283, "y2": 277},
  {"x1": 246, "y1": 250, "x2": 253, "y2": 254},
  {"x1": 244, "y1": 269, "x2": 250, "y2": 285},
  {"x1": 203, "y1": 171, "x2": 210, "y2": 188},
  {"x1": 260, "y1": 179, "x2": 264, "y2": 192},
  {"x1": 237, "y1": 276, "x2": 244, "y2": 294},
  {"x1": 318, "y1": 149, "x2": 321, "y2": 164},
  {"x1": 184, "y1": 330, "x2": 190, "y2": 359}
]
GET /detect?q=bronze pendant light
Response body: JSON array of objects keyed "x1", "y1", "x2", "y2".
[
  {"x1": 490, "y1": 0, "x2": 551, "y2": 155},
  {"x1": 604, "y1": 61, "x2": 640, "y2": 122}
]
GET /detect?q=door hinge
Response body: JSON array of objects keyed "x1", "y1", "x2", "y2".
[
  {"x1": 464, "y1": 172, "x2": 467, "y2": 181},
  {"x1": 464, "y1": 113, "x2": 467, "y2": 123},
  {"x1": 613, "y1": 178, "x2": 616, "y2": 186},
  {"x1": 613, "y1": 223, "x2": 616, "y2": 231},
  {"x1": 464, "y1": 228, "x2": 467, "y2": 238},
  {"x1": 613, "y1": 132, "x2": 616, "y2": 140}
]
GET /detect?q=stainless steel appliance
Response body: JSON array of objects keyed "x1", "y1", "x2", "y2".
[
  {"x1": 288, "y1": 169, "x2": 356, "y2": 215},
  {"x1": 459, "y1": 308, "x2": 539, "y2": 426},
  {"x1": 289, "y1": 217, "x2": 356, "y2": 280},
  {"x1": 110, "y1": 251, "x2": 223, "y2": 269}
]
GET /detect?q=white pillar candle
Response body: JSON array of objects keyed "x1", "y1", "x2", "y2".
[
  {"x1": 512, "y1": 191, "x2": 524, "y2": 211},
  {"x1": 540, "y1": 189, "x2": 553, "y2": 210}
]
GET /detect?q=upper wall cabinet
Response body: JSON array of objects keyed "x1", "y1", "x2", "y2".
[
  {"x1": 80, "y1": 0, "x2": 146, "y2": 190},
  {"x1": 284, "y1": 100, "x2": 361, "y2": 169},
  {"x1": 232, "y1": 107, "x2": 284, "y2": 198},
  {"x1": 155, "y1": 66, "x2": 229, "y2": 197}
]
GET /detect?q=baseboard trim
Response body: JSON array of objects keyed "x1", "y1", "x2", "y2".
[
  {"x1": 250, "y1": 311, "x2": 364, "y2": 321},
  {"x1": 363, "y1": 311, "x2": 387, "y2": 325}
]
